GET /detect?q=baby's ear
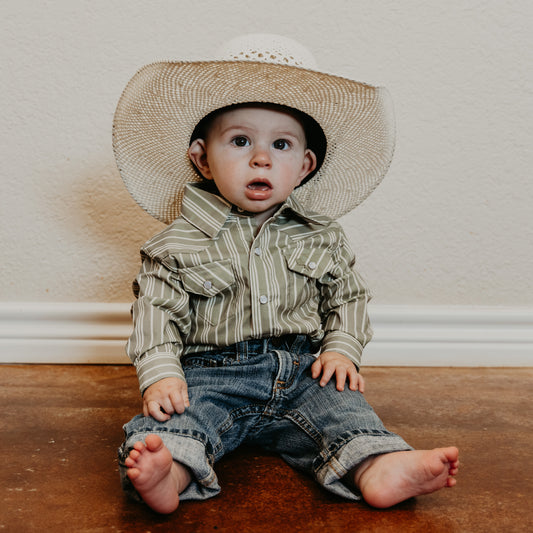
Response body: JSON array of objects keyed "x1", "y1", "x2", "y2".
[
  {"x1": 298, "y1": 148, "x2": 317, "y2": 184},
  {"x1": 188, "y1": 139, "x2": 212, "y2": 180}
]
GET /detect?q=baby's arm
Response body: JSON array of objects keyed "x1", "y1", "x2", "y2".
[
  {"x1": 311, "y1": 351, "x2": 365, "y2": 392},
  {"x1": 142, "y1": 377, "x2": 190, "y2": 422},
  {"x1": 314, "y1": 223, "x2": 371, "y2": 393},
  {"x1": 128, "y1": 243, "x2": 192, "y2": 411}
]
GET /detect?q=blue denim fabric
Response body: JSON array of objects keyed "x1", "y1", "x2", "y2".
[{"x1": 118, "y1": 335, "x2": 412, "y2": 502}]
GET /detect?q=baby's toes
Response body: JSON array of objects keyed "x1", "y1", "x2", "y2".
[
  {"x1": 125, "y1": 454, "x2": 137, "y2": 468},
  {"x1": 133, "y1": 441, "x2": 147, "y2": 453},
  {"x1": 129, "y1": 449, "x2": 142, "y2": 461},
  {"x1": 126, "y1": 466, "x2": 142, "y2": 481}
]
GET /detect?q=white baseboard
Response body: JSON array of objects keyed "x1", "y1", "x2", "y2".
[
  {"x1": 0, "y1": 302, "x2": 531, "y2": 366},
  {"x1": 0, "y1": 303, "x2": 132, "y2": 364},
  {"x1": 363, "y1": 305, "x2": 533, "y2": 366}
]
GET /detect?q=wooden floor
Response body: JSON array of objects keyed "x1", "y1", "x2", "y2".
[{"x1": 1, "y1": 365, "x2": 532, "y2": 532}]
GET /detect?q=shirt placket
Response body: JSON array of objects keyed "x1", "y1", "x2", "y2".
[{"x1": 248, "y1": 222, "x2": 275, "y2": 337}]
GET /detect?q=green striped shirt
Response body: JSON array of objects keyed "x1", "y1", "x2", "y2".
[{"x1": 127, "y1": 183, "x2": 372, "y2": 393}]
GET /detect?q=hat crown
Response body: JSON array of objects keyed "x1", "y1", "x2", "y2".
[{"x1": 218, "y1": 33, "x2": 318, "y2": 70}]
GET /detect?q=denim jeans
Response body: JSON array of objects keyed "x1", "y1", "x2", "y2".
[{"x1": 118, "y1": 335, "x2": 412, "y2": 501}]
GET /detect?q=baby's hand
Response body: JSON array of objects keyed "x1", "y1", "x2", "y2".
[
  {"x1": 311, "y1": 351, "x2": 365, "y2": 392},
  {"x1": 142, "y1": 377, "x2": 190, "y2": 422}
]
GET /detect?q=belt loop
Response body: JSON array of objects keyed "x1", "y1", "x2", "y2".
[
  {"x1": 292, "y1": 334, "x2": 314, "y2": 354},
  {"x1": 235, "y1": 340, "x2": 245, "y2": 361}
]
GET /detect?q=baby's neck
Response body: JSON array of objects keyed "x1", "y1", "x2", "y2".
[
  {"x1": 234, "y1": 204, "x2": 281, "y2": 229},
  {"x1": 254, "y1": 205, "x2": 280, "y2": 227}
]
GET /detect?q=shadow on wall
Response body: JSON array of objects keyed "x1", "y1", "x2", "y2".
[
  {"x1": 65, "y1": 162, "x2": 166, "y2": 299},
  {"x1": 76, "y1": 163, "x2": 164, "y2": 247}
]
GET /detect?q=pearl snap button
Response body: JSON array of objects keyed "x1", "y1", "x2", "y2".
[
  {"x1": 254, "y1": 247, "x2": 262, "y2": 256},
  {"x1": 308, "y1": 261, "x2": 317, "y2": 269},
  {"x1": 259, "y1": 295, "x2": 268, "y2": 304},
  {"x1": 203, "y1": 280, "x2": 212, "y2": 290}
]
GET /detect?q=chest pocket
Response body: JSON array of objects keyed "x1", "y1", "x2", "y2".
[
  {"x1": 178, "y1": 259, "x2": 237, "y2": 326},
  {"x1": 282, "y1": 245, "x2": 335, "y2": 313},
  {"x1": 283, "y1": 246, "x2": 335, "y2": 280}
]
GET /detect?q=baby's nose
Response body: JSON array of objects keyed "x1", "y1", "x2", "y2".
[{"x1": 250, "y1": 149, "x2": 272, "y2": 168}]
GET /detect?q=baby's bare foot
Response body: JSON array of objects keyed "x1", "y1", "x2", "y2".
[
  {"x1": 125, "y1": 434, "x2": 191, "y2": 514},
  {"x1": 354, "y1": 447, "x2": 459, "y2": 508}
]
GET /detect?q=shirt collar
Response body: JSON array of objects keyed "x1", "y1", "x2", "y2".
[
  {"x1": 279, "y1": 194, "x2": 329, "y2": 227},
  {"x1": 180, "y1": 182, "x2": 328, "y2": 237},
  {"x1": 180, "y1": 183, "x2": 232, "y2": 237}
]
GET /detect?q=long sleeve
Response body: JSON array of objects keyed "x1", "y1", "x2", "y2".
[
  {"x1": 126, "y1": 254, "x2": 191, "y2": 394},
  {"x1": 318, "y1": 231, "x2": 373, "y2": 370}
]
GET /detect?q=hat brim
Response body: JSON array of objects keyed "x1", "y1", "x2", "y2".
[{"x1": 113, "y1": 60, "x2": 395, "y2": 224}]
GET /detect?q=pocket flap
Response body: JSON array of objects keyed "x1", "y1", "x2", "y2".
[
  {"x1": 179, "y1": 259, "x2": 235, "y2": 296},
  {"x1": 283, "y1": 246, "x2": 334, "y2": 279}
]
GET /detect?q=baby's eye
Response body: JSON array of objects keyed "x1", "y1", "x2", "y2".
[
  {"x1": 273, "y1": 139, "x2": 290, "y2": 150},
  {"x1": 232, "y1": 136, "x2": 250, "y2": 147}
]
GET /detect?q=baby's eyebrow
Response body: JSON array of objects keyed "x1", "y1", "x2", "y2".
[
  {"x1": 274, "y1": 130, "x2": 300, "y2": 139},
  {"x1": 218, "y1": 124, "x2": 254, "y2": 136}
]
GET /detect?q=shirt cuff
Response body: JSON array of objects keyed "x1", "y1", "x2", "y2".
[
  {"x1": 134, "y1": 347, "x2": 186, "y2": 395},
  {"x1": 320, "y1": 331, "x2": 364, "y2": 370}
]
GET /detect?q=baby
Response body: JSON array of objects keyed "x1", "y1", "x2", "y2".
[{"x1": 114, "y1": 35, "x2": 459, "y2": 514}]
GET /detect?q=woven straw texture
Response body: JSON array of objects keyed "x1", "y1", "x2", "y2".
[{"x1": 113, "y1": 60, "x2": 395, "y2": 224}]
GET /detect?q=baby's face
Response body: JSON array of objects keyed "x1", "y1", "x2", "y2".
[{"x1": 188, "y1": 106, "x2": 316, "y2": 217}]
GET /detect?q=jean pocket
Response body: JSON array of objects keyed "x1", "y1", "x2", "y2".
[{"x1": 182, "y1": 352, "x2": 236, "y2": 368}]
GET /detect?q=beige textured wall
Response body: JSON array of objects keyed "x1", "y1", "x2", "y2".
[{"x1": 2, "y1": 0, "x2": 532, "y2": 305}]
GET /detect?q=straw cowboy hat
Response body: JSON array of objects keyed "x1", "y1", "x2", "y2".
[{"x1": 113, "y1": 34, "x2": 395, "y2": 224}]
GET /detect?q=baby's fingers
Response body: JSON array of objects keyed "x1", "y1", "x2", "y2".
[
  {"x1": 318, "y1": 363, "x2": 336, "y2": 387},
  {"x1": 334, "y1": 367, "x2": 348, "y2": 391},
  {"x1": 146, "y1": 400, "x2": 171, "y2": 422},
  {"x1": 348, "y1": 368, "x2": 365, "y2": 393},
  {"x1": 170, "y1": 387, "x2": 190, "y2": 414},
  {"x1": 310, "y1": 358, "x2": 323, "y2": 380}
]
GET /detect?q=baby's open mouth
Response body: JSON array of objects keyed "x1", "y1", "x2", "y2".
[
  {"x1": 245, "y1": 179, "x2": 273, "y2": 201},
  {"x1": 247, "y1": 179, "x2": 272, "y2": 191}
]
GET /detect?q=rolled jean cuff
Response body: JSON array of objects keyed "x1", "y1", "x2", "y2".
[
  {"x1": 314, "y1": 429, "x2": 413, "y2": 500},
  {"x1": 118, "y1": 429, "x2": 221, "y2": 502}
]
